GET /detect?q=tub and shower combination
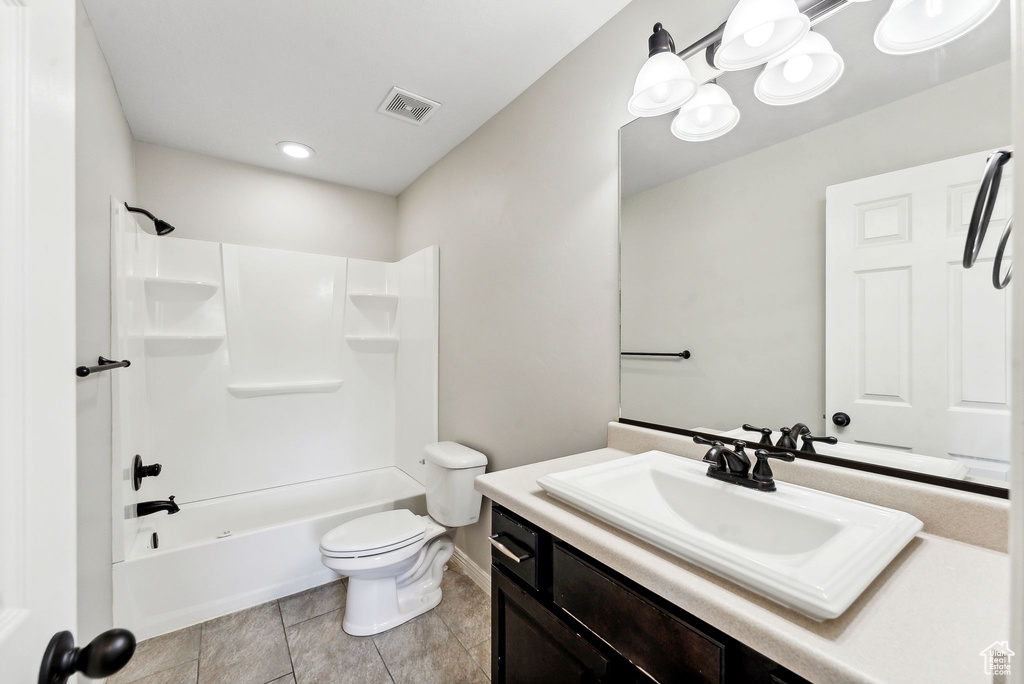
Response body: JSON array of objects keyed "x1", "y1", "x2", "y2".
[
  {"x1": 114, "y1": 468, "x2": 426, "y2": 640},
  {"x1": 110, "y1": 203, "x2": 440, "y2": 640}
]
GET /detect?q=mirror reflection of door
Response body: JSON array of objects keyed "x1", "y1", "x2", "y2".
[{"x1": 825, "y1": 150, "x2": 1012, "y2": 481}]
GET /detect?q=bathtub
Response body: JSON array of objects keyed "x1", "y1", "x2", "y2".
[{"x1": 113, "y1": 467, "x2": 426, "y2": 640}]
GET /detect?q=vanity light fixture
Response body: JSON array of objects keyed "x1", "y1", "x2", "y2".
[
  {"x1": 628, "y1": 23, "x2": 699, "y2": 117},
  {"x1": 754, "y1": 31, "x2": 845, "y2": 105},
  {"x1": 713, "y1": 0, "x2": 810, "y2": 71},
  {"x1": 874, "y1": 0, "x2": 1002, "y2": 54},
  {"x1": 670, "y1": 83, "x2": 740, "y2": 142},
  {"x1": 276, "y1": 141, "x2": 315, "y2": 159}
]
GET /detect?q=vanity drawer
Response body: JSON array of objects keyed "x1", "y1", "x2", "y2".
[
  {"x1": 553, "y1": 543, "x2": 725, "y2": 684},
  {"x1": 490, "y1": 505, "x2": 540, "y2": 590}
]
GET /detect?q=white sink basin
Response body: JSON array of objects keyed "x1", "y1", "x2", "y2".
[
  {"x1": 718, "y1": 427, "x2": 969, "y2": 480},
  {"x1": 537, "y1": 450, "x2": 922, "y2": 620}
]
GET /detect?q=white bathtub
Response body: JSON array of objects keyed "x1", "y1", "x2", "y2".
[{"x1": 114, "y1": 467, "x2": 426, "y2": 640}]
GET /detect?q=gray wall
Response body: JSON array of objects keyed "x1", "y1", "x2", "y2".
[
  {"x1": 621, "y1": 62, "x2": 1012, "y2": 435},
  {"x1": 136, "y1": 142, "x2": 398, "y2": 261},
  {"x1": 395, "y1": 0, "x2": 739, "y2": 570},
  {"x1": 76, "y1": 0, "x2": 137, "y2": 640}
]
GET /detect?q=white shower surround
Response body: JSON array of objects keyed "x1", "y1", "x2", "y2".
[{"x1": 109, "y1": 199, "x2": 439, "y2": 637}]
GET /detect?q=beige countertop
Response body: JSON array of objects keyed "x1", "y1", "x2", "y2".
[{"x1": 475, "y1": 447, "x2": 1009, "y2": 684}]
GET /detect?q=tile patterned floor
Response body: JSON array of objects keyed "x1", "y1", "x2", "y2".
[{"x1": 108, "y1": 564, "x2": 491, "y2": 684}]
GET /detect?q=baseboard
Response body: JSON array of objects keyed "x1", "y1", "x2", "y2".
[{"x1": 450, "y1": 545, "x2": 491, "y2": 596}]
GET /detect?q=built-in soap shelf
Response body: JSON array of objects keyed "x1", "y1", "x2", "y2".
[
  {"x1": 144, "y1": 277, "x2": 220, "y2": 302},
  {"x1": 144, "y1": 334, "x2": 225, "y2": 355},
  {"x1": 345, "y1": 335, "x2": 399, "y2": 352},
  {"x1": 227, "y1": 378, "x2": 344, "y2": 398},
  {"x1": 349, "y1": 292, "x2": 399, "y2": 309}
]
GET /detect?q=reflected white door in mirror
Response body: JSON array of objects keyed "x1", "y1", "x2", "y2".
[{"x1": 826, "y1": 148, "x2": 1012, "y2": 484}]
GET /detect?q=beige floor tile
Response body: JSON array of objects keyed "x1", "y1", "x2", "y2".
[
  {"x1": 286, "y1": 608, "x2": 392, "y2": 684},
  {"x1": 108, "y1": 625, "x2": 201, "y2": 684},
  {"x1": 117, "y1": 660, "x2": 198, "y2": 684},
  {"x1": 197, "y1": 602, "x2": 292, "y2": 684},
  {"x1": 279, "y1": 580, "x2": 347, "y2": 627},
  {"x1": 438, "y1": 568, "x2": 490, "y2": 649},
  {"x1": 374, "y1": 612, "x2": 486, "y2": 684}
]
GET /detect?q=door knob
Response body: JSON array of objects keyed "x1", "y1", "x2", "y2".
[
  {"x1": 39, "y1": 629, "x2": 136, "y2": 684},
  {"x1": 832, "y1": 412, "x2": 851, "y2": 427}
]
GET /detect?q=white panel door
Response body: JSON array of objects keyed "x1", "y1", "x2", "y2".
[
  {"x1": 826, "y1": 149, "x2": 1013, "y2": 470},
  {"x1": 0, "y1": 0, "x2": 78, "y2": 681}
]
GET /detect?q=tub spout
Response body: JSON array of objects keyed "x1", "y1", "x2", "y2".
[{"x1": 137, "y1": 496, "x2": 179, "y2": 517}]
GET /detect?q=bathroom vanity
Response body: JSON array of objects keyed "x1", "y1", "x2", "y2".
[
  {"x1": 477, "y1": 423, "x2": 1010, "y2": 684},
  {"x1": 489, "y1": 503, "x2": 810, "y2": 683}
]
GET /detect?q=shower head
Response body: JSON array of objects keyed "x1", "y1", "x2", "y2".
[{"x1": 124, "y1": 203, "x2": 176, "y2": 236}]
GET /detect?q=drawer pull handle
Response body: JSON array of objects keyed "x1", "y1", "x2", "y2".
[{"x1": 489, "y1": 534, "x2": 532, "y2": 563}]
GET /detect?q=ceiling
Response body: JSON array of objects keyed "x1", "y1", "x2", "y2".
[
  {"x1": 82, "y1": 0, "x2": 632, "y2": 196},
  {"x1": 621, "y1": 0, "x2": 1012, "y2": 196}
]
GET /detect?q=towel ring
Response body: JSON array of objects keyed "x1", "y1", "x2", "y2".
[
  {"x1": 964, "y1": 149, "x2": 1012, "y2": 269},
  {"x1": 993, "y1": 216, "x2": 1013, "y2": 290}
]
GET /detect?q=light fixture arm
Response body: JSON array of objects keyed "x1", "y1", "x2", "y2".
[
  {"x1": 678, "y1": 0, "x2": 854, "y2": 64},
  {"x1": 647, "y1": 22, "x2": 676, "y2": 57}
]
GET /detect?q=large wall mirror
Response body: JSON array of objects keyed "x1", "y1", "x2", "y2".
[{"x1": 619, "y1": 0, "x2": 1012, "y2": 494}]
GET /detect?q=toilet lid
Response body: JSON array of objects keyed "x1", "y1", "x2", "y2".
[{"x1": 320, "y1": 509, "x2": 426, "y2": 556}]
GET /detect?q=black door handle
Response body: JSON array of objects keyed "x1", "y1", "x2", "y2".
[
  {"x1": 832, "y1": 412, "x2": 851, "y2": 427},
  {"x1": 39, "y1": 629, "x2": 136, "y2": 684}
]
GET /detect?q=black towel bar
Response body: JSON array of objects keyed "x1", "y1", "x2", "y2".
[
  {"x1": 77, "y1": 356, "x2": 131, "y2": 377},
  {"x1": 621, "y1": 351, "x2": 691, "y2": 359}
]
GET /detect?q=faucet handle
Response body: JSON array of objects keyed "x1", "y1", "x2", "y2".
[
  {"x1": 752, "y1": 449, "x2": 795, "y2": 485},
  {"x1": 732, "y1": 440, "x2": 748, "y2": 460},
  {"x1": 692, "y1": 435, "x2": 724, "y2": 447},
  {"x1": 741, "y1": 424, "x2": 774, "y2": 445},
  {"x1": 776, "y1": 427, "x2": 799, "y2": 450},
  {"x1": 799, "y1": 433, "x2": 838, "y2": 454}
]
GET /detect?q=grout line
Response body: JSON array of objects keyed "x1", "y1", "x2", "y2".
[
  {"x1": 196, "y1": 622, "x2": 204, "y2": 683},
  {"x1": 276, "y1": 600, "x2": 297, "y2": 683},
  {"x1": 115, "y1": 658, "x2": 199, "y2": 684},
  {"x1": 372, "y1": 639, "x2": 396, "y2": 684}
]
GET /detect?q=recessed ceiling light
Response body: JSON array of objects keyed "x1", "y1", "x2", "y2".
[{"x1": 276, "y1": 141, "x2": 315, "y2": 159}]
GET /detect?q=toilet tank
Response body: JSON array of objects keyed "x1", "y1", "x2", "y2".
[{"x1": 423, "y1": 442, "x2": 488, "y2": 527}]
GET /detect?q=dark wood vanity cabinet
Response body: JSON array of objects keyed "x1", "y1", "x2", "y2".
[{"x1": 490, "y1": 504, "x2": 812, "y2": 684}]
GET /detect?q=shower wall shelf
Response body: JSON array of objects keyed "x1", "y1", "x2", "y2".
[
  {"x1": 345, "y1": 335, "x2": 399, "y2": 352},
  {"x1": 227, "y1": 379, "x2": 344, "y2": 398},
  {"x1": 144, "y1": 334, "x2": 225, "y2": 355},
  {"x1": 144, "y1": 277, "x2": 220, "y2": 302},
  {"x1": 349, "y1": 292, "x2": 399, "y2": 309}
]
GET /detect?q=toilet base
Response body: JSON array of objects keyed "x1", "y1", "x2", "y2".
[{"x1": 338, "y1": 535, "x2": 455, "y2": 636}]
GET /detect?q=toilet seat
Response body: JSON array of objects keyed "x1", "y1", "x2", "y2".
[{"x1": 320, "y1": 509, "x2": 427, "y2": 559}]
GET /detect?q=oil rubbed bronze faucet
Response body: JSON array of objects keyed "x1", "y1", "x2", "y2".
[
  {"x1": 692, "y1": 436, "x2": 795, "y2": 492},
  {"x1": 136, "y1": 496, "x2": 180, "y2": 516}
]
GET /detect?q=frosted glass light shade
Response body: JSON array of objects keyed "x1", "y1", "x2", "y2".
[
  {"x1": 714, "y1": 0, "x2": 810, "y2": 71},
  {"x1": 874, "y1": 0, "x2": 1002, "y2": 55},
  {"x1": 628, "y1": 52, "x2": 699, "y2": 117},
  {"x1": 671, "y1": 84, "x2": 741, "y2": 142},
  {"x1": 754, "y1": 32, "x2": 845, "y2": 105}
]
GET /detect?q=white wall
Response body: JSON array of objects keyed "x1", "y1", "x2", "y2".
[
  {"x1": 76, "y1": 0, "x2": 137, "y2": 641},
  {"x1": 620, "y1": 63, "x2": 1011, "y2": 435},
  {"x1": 395, "y1": 0, "x2": 738, "y2": 570},
  {"x1": 135, "y1": 142, "x2": 398, "y2": 261}
]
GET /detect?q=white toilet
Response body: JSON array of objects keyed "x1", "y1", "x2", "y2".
[{"x1": 319, "y1": 442, "x2": 487, "y2": 636}]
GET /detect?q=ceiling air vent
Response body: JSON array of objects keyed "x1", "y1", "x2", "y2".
[{"x1": 377, "y1": 87, "x2": 440, "y2": 126}]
